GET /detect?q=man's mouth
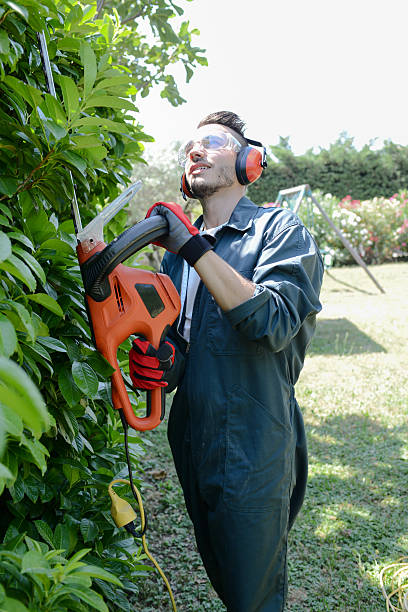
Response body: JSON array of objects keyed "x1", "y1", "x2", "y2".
[{"x1": 190, "y1": 164, "x2": 210, "y2": 176}]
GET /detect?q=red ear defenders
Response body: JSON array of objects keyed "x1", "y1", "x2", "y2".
[{"x1": 180, "y1": 138, "x2": 267, "y2": 200}]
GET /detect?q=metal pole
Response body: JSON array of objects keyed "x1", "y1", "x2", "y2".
[{"x1": 37, "y1": 30, "x2": 82, "y2": 233}]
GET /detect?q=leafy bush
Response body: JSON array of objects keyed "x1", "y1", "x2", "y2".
[
  {"x1": 0, "y1": 0, "x2": 205, "y2": 608},
  {"x1": 0, "y1": 531, "x2": 124, "y2": 611},
  {"x1": 295, "y1": 191, "x2": 408, "y2": 266},
  {"x1": 248, "y1": 135, "x2": 408, "y2": 204}
]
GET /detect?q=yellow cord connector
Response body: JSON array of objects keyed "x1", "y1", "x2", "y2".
[{"x1": 108, "y1": 478, "x2": 177, "y2": 612}]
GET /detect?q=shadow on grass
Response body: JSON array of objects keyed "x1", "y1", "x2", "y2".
[
  {"x1": 287, "y1": 413, "x2": 408, "y2": 611},
  {"x1": 308, "y1": 318, "x2": 386, "y2": 356},
  {"x1": 325, "y1": 269, "x2": 378, "y2": 296}
]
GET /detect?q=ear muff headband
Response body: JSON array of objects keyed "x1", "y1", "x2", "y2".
[{"x1": 180, "y1": 137, "x2": 267, "y2": 198}]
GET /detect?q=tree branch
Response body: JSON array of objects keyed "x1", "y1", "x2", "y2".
[
  {"x1": 122, "y1": 10, "x2": 145, "y2": 25},
  {"x1": 94, "y1": 0, "x2": 107, "y2": 20}
]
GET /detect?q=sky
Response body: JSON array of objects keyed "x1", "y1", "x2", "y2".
[{"x1": 136, "y1": 0, "x2": 408, "y2": 157}]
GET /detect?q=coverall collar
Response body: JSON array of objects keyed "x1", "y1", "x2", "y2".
[{"x1": 195, "y1": 196, "x2": 257, "y2": 234}]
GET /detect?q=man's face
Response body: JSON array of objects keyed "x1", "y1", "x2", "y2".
[{"x1": 183, "y1": 124, "x2": 241, "y2": 198}]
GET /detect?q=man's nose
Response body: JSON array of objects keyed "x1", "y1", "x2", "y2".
[{"x1": 189, "y1": 141, "x2": 206, "y2": 160}]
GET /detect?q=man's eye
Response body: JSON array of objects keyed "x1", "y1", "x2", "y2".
[{"x1": 205, "y1": 136, "x2": 224, "y2": 149}]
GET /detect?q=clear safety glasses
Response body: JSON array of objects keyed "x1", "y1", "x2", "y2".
[{"x1": 178, "y1": 131, "x2": 242, "y2": 167}]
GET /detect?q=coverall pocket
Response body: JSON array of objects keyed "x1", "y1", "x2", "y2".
[{"x1": 223, "y1": 385, "x2": 293, "y2": 511}]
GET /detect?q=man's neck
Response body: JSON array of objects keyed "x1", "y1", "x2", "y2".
[{"x1": 200, "y1": 185, "x2": 245, "y2": 229}]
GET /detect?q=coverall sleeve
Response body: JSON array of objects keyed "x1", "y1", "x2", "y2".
[
  {"x1": 224, "y1": 221, "x2": 323, "y2": 353},
  {"x1": 160, "y1": 255, "x2": 186, "y2": 393}
]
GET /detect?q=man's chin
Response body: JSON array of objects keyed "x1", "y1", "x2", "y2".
[{"x1": 190, "y1": 178, "x2": 218, "y2": 198}]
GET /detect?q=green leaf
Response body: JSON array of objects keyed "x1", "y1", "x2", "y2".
[
  {"x1": 56, "y1": 586, "x2": 108, "y2": 612},
  {"x1": 0, "y1": 356, "x2": 49, "y2": 436},
  {"x1": 79, "y1": 518, "x2": 98, "y2": 543},
  {"x1": 0, "y1": 597, "x2": 30, "y2": 612},
  {"x1": 56, "y1": 75, "x2": 80, "y2": 120},
  {"x1": 53, "y1": 524, "x2": 70, "y2": 553},
  {"x1": 0, "y1": 313, "x2": 17, "y2": 358},
  {"x1": 0, "y1": 402, "x2": 23, "y2": 437},
  {"x1": 12, "y1": 247, "x2": 46, "y2": 284},
  {"x1": 62, "y1": 463, "x2": 81, "y2": 488},
  {"x1": 0, "y1": 232, "x2": 11, "y2": 262},
  {"x1": 20, "y1": 433, "x2": 49, "y2": 474},
  {"x1": 0, "y1": 253, "x2": 36, "y2": 291},
  {"x1": 43, "y1": 93, "x2": 67, "y2": 124},
  {"x1": 70, "y1": 135, "x2": 102, "y2": 149},
  {"x1": 0, "y1": 462, "x2": 13, "y2": 480},
  {"x1": 4, "y1": 76, "x2": 42, "y2": 108},
  {"x1": 59, "y1": 150, "x2": 87, "y2": 175},
  {"x1": 21, "y1": 549, "x2": 49, "y2": 573},
  {"x1": 0, "y1": 177, "x2": 19, "y2": 197},
  {"x1": 27, "y1": 293, "x2": 64, "y2": 317},
  {"x1": 3, "y1": 299, "x2": 35, "y2": 341},
  {"x1": 94, "y1": 76, "x2": 134, "y2": 91},
  {"x1": 75, "y1": 564, "x2": 123, "y2": 587},
  {"x1": 5, "y1": 2, "x2": 29, "y2": 21},
  {"x1": 34, "y1": 520, "x2": 56, "y2": 548},
  {"x1": 38, "y1": 238, "x2": 74, "y2": 255},
  {"x1": 57, "y1": 38, "x2": 81, "y2": 52},
  {"x1": 85, "y1": 145, "x2": 107, "y2": 161},
  {"x1": 72, "y1": 362, "x2": 98, "y2": 398},
  {"x1": 37, "y1": 336, "x2": 67, "y2": 353},
  {"x1": 58, "y1": 368, "x2": 82, "y2": 407},
  {"x1": 0, "y1": 31, "x2": 10, "y2": 55},
  {"x1": 80, "y1": 41, "x2": 97, "y2": 98},
  {"x1": 8, "y1": 231, "x2": 34, "y2": 251},
  {"x1": 0, "y1": 204, "x2": 12, "y2": 221},
  {"x1": 71, "y1": 116, "x2": 129, "y2": 134},
  {"x1": 83, "y1": 95, "x2": 136, "y2": 112}
]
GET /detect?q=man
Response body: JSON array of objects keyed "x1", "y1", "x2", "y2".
[{"x1": 129, "y1": 111, "x2": 323, "y2": 611}]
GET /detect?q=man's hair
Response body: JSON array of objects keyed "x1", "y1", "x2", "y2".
[{"x1": 197, "y1": 111, "x2": 248, "y2": 146}]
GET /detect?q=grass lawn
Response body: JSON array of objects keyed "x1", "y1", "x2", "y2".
[{"x1": 134, "y1": 261, "x2": 408, "y2": 612}]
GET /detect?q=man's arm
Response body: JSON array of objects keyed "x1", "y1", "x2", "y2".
[{"x1": 194, "y1": 250, "x2": 255, "y2": 311}]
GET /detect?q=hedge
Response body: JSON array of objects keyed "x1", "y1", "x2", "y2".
[{"x1": 248, "y1": 136, "x2": 408, "y2": 204}]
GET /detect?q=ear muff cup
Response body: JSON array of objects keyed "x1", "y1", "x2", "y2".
[
  {"x1": 180, "y1": 173, "x2": 195, "y2": 199},
  {"x1": 235, "y1": 146, "x2": 263, "y2": 185}
]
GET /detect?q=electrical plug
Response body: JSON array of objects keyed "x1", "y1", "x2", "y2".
[{"x1": 108, "y1": 480, "x2": 137, "y2": 528}]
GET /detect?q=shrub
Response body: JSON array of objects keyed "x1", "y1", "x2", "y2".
[
  {"x1": 0, "y1": 0, "x2": 206, "y2": 608},
  {"x1": 295, "y1": 191, "x2": 408, "y2": 266}
]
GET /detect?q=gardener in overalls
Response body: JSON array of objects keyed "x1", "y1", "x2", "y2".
[{"x1": 129, "y1": 111, "x2": 323, "y2": 611}]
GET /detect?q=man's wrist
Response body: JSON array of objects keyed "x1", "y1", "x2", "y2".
[{"x1": 179, "y1": 234, "x2": 214, "y2": 266}]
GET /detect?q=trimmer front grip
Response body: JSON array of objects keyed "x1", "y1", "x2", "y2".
[{"x1": 111, "y1": 368, "x2": 164, "y2": 431}]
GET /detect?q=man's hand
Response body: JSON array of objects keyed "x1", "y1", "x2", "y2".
[
  {"x1": 146, "y1": 202, "x2": 214, "y2": 266},
  {"x1": 129, "y1": 337, "x2": 175, "y2": 390}
]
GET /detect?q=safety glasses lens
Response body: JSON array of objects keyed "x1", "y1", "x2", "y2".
[{"x1": 178, "y1": 132, "x2": 241, "y2": 166}]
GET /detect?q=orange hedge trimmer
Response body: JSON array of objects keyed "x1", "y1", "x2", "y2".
[{"x1": 73, "y1": 184, "x2": 180, "y2": 430}]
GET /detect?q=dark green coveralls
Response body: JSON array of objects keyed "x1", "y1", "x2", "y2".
[{"x1": 162, "y1": 197, "x2": 323, "y2": 611}]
